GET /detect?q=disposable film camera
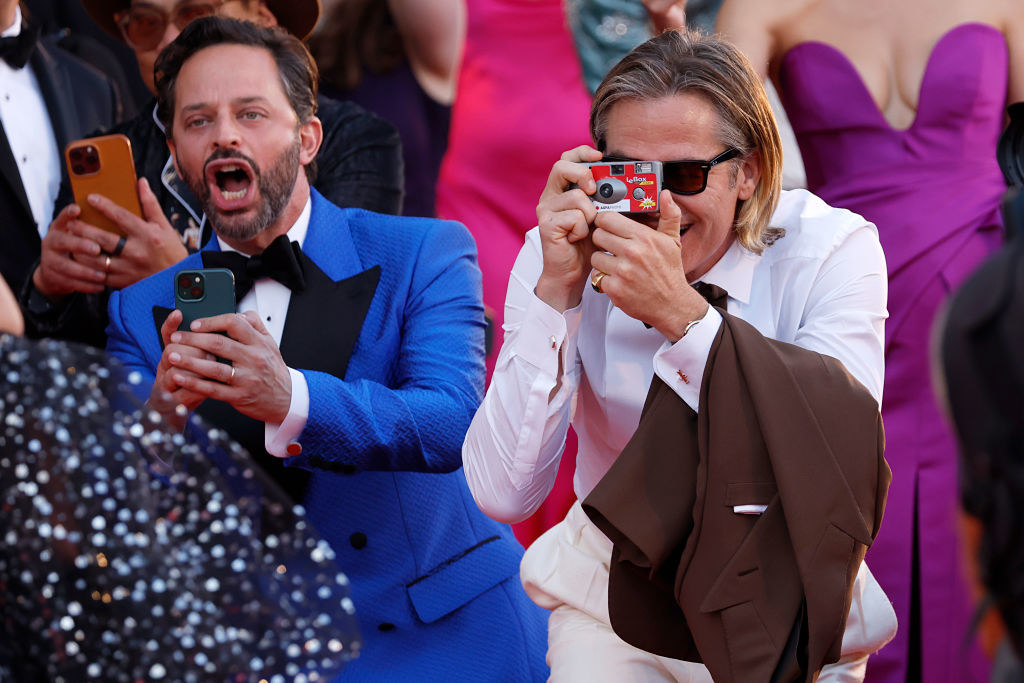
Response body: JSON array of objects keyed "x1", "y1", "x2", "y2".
[{"x1": 582, "y1": 160, "x2": 663, "y2": 213}]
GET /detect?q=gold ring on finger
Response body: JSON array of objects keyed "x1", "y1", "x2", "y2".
[
  {"x1": 103, "y1": 255, "x2": 112, "y2": 273},
  {"x1": 591, "y1": 270, "x2": 607, "y2": 294},
  {"x1": 228, "y1": 365, "x2": 236, "y2": 384}
]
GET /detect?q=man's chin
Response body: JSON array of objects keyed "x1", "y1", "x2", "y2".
[{"x1": 207, "y1": 207, "x2": 268, "y2": 243}]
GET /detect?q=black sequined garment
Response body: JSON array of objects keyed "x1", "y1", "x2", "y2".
[{"x1": 0, "y1": 335, "x2": 361, "y2": 682}]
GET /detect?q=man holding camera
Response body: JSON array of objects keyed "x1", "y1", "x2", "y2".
[
  {"x1": 106, "y1": 17, "x2": 548, "y2": 680},
  {"x1": 463, "y1": 29, "x2": 898, "y2": 681},
  {"x1": 20, "y1": 0, "x2": 402, "y2": 348}
]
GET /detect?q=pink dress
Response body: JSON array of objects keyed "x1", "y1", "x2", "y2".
[
  {"x1": 437, "y1": 0, "x2": 593, "y2": 544},
  {"x1": 777, "y1": 23, "x2": 1008, "y2": 682}
]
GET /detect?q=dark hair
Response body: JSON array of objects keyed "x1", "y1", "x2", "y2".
[
  {"x1": 154, "y1": 17, "x2": 319, "y2": 178},
  {"x1": 591, "y1": 29, "x2": 783, "y2": 252},
  {"x1": 939, "y1": 238, "x2": 1024, "y2": 660},
  {"x1": 309, "y1": 0, "x2": 404, "y2": 92}
]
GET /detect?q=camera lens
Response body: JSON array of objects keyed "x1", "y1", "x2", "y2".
[
  {"x1": 70, "y1": 148, "x2": 83, "y2": 161},
  {"x1": 72, "y1": 164, "x2": 85, "y2": 175},
  {"x1": 599, "y1": 183, "x2": 615, "y2": 198},
  {"x1": 611, "y1": 164, "x2": 625, "y2": 175},
  {"x1": 177, "y1": 275, "x2": 191, "y2": 290},
  {"x1": 190, "y1": 285, "x2": 203, "y2": 299}
]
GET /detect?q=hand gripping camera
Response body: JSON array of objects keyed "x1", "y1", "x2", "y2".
[{"x1": 582, "y1": 160, "x2": 663, "y2": 213}]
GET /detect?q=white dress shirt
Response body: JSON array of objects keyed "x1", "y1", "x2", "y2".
[
  {"x1": 215, "y1": 198, "x2": 311, "y2": 457},
  {"x1": 0, "y1": 6, "x2": 61, "y2": 237},
  {"x1": 463, "y1": 188, "x2": 889, "y2": 524}
]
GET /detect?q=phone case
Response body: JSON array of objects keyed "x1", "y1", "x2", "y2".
[
  {"x1": 175, "y1": 268, "x2": 237, "y2": 332},
  {"x1": 65, "y1": 134, "x2": 142, "y2": 235}
]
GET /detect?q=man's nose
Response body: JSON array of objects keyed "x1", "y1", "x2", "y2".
[{"x1": 211, "y1": 117, "x2": 243, "y2": 149}]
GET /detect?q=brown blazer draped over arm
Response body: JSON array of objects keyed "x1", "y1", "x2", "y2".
[{"x1": 583, "y1": 312, "x2": 891, "y2": 683}]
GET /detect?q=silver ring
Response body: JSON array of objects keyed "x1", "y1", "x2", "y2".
[
  {"x1": 228, "y1": 365, "x2": 236, "y2": 384},
  {"x1": 591, "y1": 270, "x2": 607, "y2": 294}
]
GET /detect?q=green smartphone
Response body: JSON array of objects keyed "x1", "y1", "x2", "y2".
[{"x1": 175, "y1": 268, "x2": 236, "y2": 331}]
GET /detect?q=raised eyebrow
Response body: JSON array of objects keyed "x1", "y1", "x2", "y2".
[
  {"x1": 233, "y1": 96, "x2": 271, "y2": 108},
  {"x1": 180, "y1": 102, "x2": 211, "y2": 116}
]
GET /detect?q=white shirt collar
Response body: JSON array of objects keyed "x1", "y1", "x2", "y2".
[
  {"x1": 691, "y1": 238, "x2": 760, "y2": 305},
  {"x1": 2, "y1": 6, "x2": 22, "y2": 37},
  {"x1": 216, "y1": 195, "x2": 312, "y2": 254}
]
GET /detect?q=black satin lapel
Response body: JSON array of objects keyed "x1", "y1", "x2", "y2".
[
  {"x1": 279, "y1": 254, "x2": 381, "y2": 379},
  {"x1": 153, "y1": 305, "x2": 172, "y2": 349},
  {"x1": 29, "y1": 45, "x2": 76, "y2": 153},
  {"x1": 0, "y1": 116, "x2": 33, "y2": 223}
]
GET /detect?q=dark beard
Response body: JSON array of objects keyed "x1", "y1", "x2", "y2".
[{"x1": 182, "y1": 138, "x2": 302, "y2": 243}]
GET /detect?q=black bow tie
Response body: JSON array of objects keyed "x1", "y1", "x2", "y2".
[
  {"x1": 202, "y1": 235, "x2": 307, "y2": 300},
  {"x1": 0, "y1": 22, "x2": 39, "y2": 69}
]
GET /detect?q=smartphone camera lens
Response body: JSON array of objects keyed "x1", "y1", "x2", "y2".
[
  {"x1": 72, "y1": 164, "x2": 86, "y2": 175},
  {"x1": 70, "y1": 148, "x2": 83, "y2": 161}
]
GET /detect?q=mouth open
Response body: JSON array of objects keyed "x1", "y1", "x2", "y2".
[{"x1": 205, "y1": 159, "x2": 256, "y2": 211}]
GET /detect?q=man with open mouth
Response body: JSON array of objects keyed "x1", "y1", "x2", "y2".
[
  {"x1": 21, "y1": 0, "x2": 402, "y2": 349},
  {"x1": 105, "y1": 17, "x2": 549, "y2": 681}
]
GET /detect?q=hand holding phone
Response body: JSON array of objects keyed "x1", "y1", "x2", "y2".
[{"x1": 65, "y1": 134, "x2": 142, "y2": 235}]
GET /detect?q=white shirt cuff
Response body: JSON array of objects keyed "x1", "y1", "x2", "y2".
[
  {"x1": 265, "y1": 367, "x2": 309, "y2": 458},
  {"x1": 652, "y1": 305, "x2": 723, "y2": 412},
  {"x1": 513, "y1": 293, "x2": 583, "y2": 380}
]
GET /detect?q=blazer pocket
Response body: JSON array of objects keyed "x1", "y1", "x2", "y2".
[
  {"x1": 405, "y1": 536, "x2": 521, "y2": 624},
  {"x1": 724, "y1": 481, "x2": 777, "y2": 514}
]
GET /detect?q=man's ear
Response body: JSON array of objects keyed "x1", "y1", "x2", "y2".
[
  {"x1": 166, "y1": 136, "x2": 181, "y2": 179},
  {"x1": 254, "y1": 1, "x2": 278, "y2": 27},
  {"x1": 298, "y1": 116, "x2": 323, "y2": 168},
  {"x1": 736, "y1": 151, "x2": 761, "y2": 201}
]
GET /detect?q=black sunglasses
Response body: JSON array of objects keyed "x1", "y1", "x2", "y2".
[{"x1": 603, "y1": 148, "x2": 741, "y2": 195}]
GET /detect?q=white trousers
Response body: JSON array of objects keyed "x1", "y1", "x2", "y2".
[{"x1": 520, "y1": 501, "x2": 897, "y2": 682}]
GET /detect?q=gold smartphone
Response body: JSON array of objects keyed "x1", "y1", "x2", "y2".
[{"x1": 65, "y1": 134, "x2": 142, "y2": 235}]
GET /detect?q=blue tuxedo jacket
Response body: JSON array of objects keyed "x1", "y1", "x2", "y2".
[{"x1": 107, "y1": 190, "x2": 548, "y2": 681}]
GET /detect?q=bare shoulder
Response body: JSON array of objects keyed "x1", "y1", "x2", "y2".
[
  {"x1": 716, "y1": 0, "x2": 814, "y2": 36},
  {"x1": 716, "y1": 0, "x2": 817, "y2": 76}
]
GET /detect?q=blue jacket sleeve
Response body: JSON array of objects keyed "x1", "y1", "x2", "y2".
[
  {"x1": 105, "y1": 287, "x2": 159, "y2": 404},
  {"x1": 289, "y1": 220, "x2": 487, "y2": 474}
]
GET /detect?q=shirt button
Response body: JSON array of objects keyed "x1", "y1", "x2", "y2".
[
  {"x1": 349, "y1": 532, "x2": 367, "y2": 549},
  {"x1": 285, "y1": 442, "x2": 302, "y2": 456},
  {"x1": 676, "y1": 370, "x2": 689, "y2": 384}
]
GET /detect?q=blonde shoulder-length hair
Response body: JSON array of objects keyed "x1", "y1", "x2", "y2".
[{"x1": 590, "y1": 28, "x2": 783, "y2": 252}]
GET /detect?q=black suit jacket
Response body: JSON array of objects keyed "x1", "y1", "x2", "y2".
[{"x1": 0, "y1": 33, "x2": 120, "y2": 295}]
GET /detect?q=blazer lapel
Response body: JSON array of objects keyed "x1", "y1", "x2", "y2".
[
  {"x1": 30, "y1": 43, "x2": 75, "y2": 161},
  {"x1": 279, "y1": 254, "x2": 380, "y2": 378},
  {"x1": 0, "y1": 117, "x2": 32, "y2": 224}
]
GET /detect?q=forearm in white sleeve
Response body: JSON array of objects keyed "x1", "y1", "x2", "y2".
[
  {"x1": 462, "y1": 232, "x2": 582, "y2": 524},
  {"x1": 816, "y1": 561, "x2": 898, "y2": 682}
]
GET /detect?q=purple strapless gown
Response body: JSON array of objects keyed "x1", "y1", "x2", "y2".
[{"x1": 778, "y1": 23, "x2": 1008, "y2": 683}]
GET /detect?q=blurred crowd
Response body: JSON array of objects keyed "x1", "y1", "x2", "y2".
[{"x1": 2, "y1": 0, "x2": 1023, "y2": 681}]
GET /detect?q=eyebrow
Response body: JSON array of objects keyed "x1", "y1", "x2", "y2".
[{"x1": 179, "y1": 96, "x2": 272, "y2": 115}]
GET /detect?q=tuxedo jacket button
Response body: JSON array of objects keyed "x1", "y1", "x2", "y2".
[
  {"x1": 349, "y1": 532, "x2": 367, "y2": 549},
  {"x1": 286, "y1": 442, "x2": 302, "y2": 456}
]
